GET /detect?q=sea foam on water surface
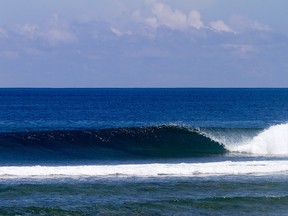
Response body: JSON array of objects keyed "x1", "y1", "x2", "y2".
[{"x1": 0, "y1": 160, "x2": 288, "y2": 178}]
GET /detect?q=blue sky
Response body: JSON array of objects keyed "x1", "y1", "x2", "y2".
[{"x1": 0, "y1": 0, "x2": 287, "y2": 87}]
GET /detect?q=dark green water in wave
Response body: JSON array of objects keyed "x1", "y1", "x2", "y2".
[{"x1": 0, "y1": 177, "x2": 287, "y2": 215}]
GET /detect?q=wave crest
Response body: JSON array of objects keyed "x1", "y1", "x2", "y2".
[{"x1": 1, "y1": 123, "x2": 287, "y2": 162}]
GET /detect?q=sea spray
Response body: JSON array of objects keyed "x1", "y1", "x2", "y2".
[{"x1": 232, "y1": 123, "x2": 288, "y2": 155}]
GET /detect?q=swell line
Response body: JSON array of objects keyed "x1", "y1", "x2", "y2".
[{"x1": 0, "y1": 125, "x2": 226, "y2": 162}]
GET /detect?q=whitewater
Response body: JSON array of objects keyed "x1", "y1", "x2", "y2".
[
  {"x1": 231, "y1": 123, "x2": 288, "y2": 154},
  {"x1": 0, "y1": 160, "x2": 288, "y2": 179},
  {"x1": 200, "y1": 123, "x2": 288, "y2": 155}
]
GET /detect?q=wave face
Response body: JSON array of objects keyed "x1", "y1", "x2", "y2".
[
  {"x1": 0, "y1": 125, "x2": 226, "y2": 163},
  {"x1": 0, "y1": 123, "x2": 287, "y2": 164}
]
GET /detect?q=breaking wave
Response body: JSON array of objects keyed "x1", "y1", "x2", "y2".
[
  {"x1": 230, "y1": 123, "x2": 288, "y2": 155},
  {"x1": 0, "y1": 123, "x2": 287, "y2": 164},
  {"x1": 198, "y1": 123, "x2": 288, "y2": 155}
]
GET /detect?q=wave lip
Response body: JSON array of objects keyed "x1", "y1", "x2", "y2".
[{"x1": 1, "y1": 160, "x2": 288, "y2": 178}]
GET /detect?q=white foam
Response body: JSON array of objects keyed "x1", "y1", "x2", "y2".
[
  {"x1": 1, "y1": 160, "x2": 288, "y2": 179},
  {"x1": 230, "y1": 123, "x2": 288, "y2": 155}
]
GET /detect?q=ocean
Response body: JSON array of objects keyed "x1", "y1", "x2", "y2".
[{"x1": 0, "y1": 88, "x2": 287, "y2": 215}]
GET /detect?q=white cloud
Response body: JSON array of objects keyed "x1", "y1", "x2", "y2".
[
  {"x1": 110, "y1": 27, "x2": 132, "y2": 36},
  {"x1": 230, "y1": 15, "x2": 272, "y2": 32},
  {"x1": 143, "y1": 2, "x2": 206, "y2": 31},
  {"x1": 188, "y1": 10, "x2": 204, "y2": 29},
  {"x1": 111, "y1": 27, "x2": 123, "y2": 36},
  {"x1": 44, "y1": 29, "x2": 76, "y2": 45},
  {"x1": 0, "y1": 27, "x2": 8, "y2": 38},
  {"x1": 16, "y1": 24, "x2": 40, "y2": 39},
  {"x1": 145, "y1": 17, "x2": 158, "y2": 28},
  {"x1": 210, "y1": 20, "x2": 233, "y2": 33},
  {"x1": 251, "y1": 21, "x2": 271, "y2": 31},
  {"x1": 130, "y1": 2, "x2": 272, "y2": 36},
  {"x1": 13, "y1": 15, "x2": 77, "y2": 45},
  {"x1": 42, "y1": 14, "x2": 77, "y2": 45},
  {"x1": 151, "y1": 3, "x2": 187, "y2": 30}
]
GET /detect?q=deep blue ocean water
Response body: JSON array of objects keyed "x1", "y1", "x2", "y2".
[{"x1": 0, "y1": 88, "x2": 288, "y2": 215}]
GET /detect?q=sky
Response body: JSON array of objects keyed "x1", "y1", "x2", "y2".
[{"x1": 0, "y1": 0, "x2": 288, "y2": 87}]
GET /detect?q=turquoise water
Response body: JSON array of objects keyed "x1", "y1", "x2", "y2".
[{"x1": 0, "y1": 88, "x2": 288, "y2": 215}]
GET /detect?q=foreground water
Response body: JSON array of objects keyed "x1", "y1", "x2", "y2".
[
  {"x1": 0, "y1": 88, "x2": 288, "y2": 215},
  {"x1": 0, "y1": 176, "x2": 287, "y2": 215}
]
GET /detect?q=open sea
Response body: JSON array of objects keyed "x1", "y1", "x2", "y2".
[{"x1": 0, "y1": 88, "x2": 288, "y2": 215}]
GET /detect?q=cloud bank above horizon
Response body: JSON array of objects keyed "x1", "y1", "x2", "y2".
[{"x1": 0, "y1": 0, "x2": 287, "y2": 87}]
